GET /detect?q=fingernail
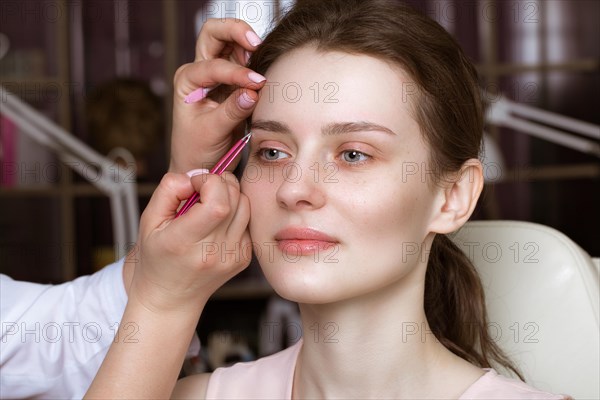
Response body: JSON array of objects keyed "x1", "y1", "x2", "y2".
[
  {"x1": 245, "y1": 31, "x2": 262, "y2": 47},
  {"x1": 184, "y1": 87, "x2": 209, "y2": 104},
  {"x1": 237, "y1": 92, "x2": 256, "y2": 109},
  {"x1": 186, "y1": 168, "x2": 209, "y2": 177},
  {"x1": 248, "y1": 71, "x2": 266, "y2": 83},
  {"x1": 245, "y1": 50, "x2": 251, "y2": 64}
]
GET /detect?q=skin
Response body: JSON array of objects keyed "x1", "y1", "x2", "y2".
[
  {"x1": 175, "y1": 47, "x2": 485, "y2": 398},
  {"x1": 244, "y1": 48, "x2": 442, "y2": 305},
  {"x1": 121, "y1": 19, "x2": 266, "y2": 295},
  {"x1": 87, "y1": 19, "x2": 262, "y2": 399},
  {"x1": 87, "y1": 170, "x2": 251, "y2": 399},
  {"x1": 170, "y1": 19, "x2": 266, "y2": 174},
  {"x1": 87, "y1": 23, "x2": 486, "y2": 398},
  {"x1": 243, "y1": 46, "x2": 484, "y2": 399}
]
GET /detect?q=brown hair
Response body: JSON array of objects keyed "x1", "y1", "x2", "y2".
[{"x1": 249, "y1": 0, "x2": 523, "y2": 380}]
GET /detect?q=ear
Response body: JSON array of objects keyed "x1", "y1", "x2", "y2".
[{"x1": 428, "y1": 159, "x2": 484, "y2": 234}]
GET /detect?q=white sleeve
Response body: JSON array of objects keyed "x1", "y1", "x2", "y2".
[{"x1": 0, "y1": 258, "x2": 127, "y2": 399}]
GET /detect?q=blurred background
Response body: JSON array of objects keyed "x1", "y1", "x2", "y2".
[{"x1": 0, "y1": 0, "x2": 599, "y2": 364}]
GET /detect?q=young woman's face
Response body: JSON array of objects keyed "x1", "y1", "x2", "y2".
[{"x1": 242, "y1": 47, "x2": 442, "y2": 304}]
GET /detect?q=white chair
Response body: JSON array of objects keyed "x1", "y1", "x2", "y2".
[{"x1": 451, "y1": 220, "x2": 599, "y2": 399}]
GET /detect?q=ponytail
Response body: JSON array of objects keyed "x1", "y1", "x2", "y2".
[{"x1": 425, "y1": 234, "x2": 524, "y2": 381}]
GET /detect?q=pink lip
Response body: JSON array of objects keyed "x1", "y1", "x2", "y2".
[{"x1": 275, "y1": 227, "x2": 339, "y2": 256}]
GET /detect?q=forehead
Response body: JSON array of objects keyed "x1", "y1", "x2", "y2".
[{"x1": 253, "y1": 46, "x2": 420, "y2": 135}]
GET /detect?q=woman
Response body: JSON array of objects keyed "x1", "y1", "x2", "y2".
[{"x1": 87, "y1": 1, "x2": 569, "y2": 398}]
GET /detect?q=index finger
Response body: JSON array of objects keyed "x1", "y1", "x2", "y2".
[
  {"x1": 196, "y1": 19, "x2": 262, "y2": 62},
  {"x1": 171, "y1": 174, "x2": 234, "y2": 240}
]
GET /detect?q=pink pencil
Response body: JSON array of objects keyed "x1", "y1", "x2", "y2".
[{"x1": 175, "y1": 132, "x2": 252, "y2": 218}]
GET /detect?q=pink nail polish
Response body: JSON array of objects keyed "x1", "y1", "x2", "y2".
[
  {"x1": 184, "y1": 87, "x2": 209, "y2": 104},
  {"x1": 245, "y1": 31, "x2": 262, "y2": 47},
  {"x1": 245, "y1": 50, "x2": 251, "y2": 64},
  {"x1": 238, "y1": 92, "x2": 256, "y2": 109},
  {"x1": 248, "y1": 71, "x2": 266, "y2": 83}
]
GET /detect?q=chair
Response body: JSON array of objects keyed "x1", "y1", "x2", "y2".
[{"x1": 450, "y1": 220, "x2": 599, "y2": 399}]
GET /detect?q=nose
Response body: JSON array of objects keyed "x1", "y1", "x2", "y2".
[{"x1": 276, "y1": 162, "x2": 326, "y2": 211}]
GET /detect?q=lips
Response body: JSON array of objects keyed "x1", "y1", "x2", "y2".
[{"x1": 274, "y1": 227, "x2": 339, "y2": 256}]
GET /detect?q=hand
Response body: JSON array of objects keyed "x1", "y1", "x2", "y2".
[
  {"x1": 127, "y1": 170, "x2": 251, "y2": 313},
  {"x1": 87, "y1": 171, "x2": 250, "y2": 399},
  {"x1": 170, "y1": 19, "x2": 267, "y2": 173},
  {"x1": 86, "y1": 22, "x2": 261, "y2": 399}
]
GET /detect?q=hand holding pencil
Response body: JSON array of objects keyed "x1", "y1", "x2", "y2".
[{"x1": 175, "y1": 132, "x2": 252, "y2": 217}]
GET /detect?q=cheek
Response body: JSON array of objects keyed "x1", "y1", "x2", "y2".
[
  {"x1": 241, "y1": 164, "x2": 272, "y2": 199},
  {"x1": 338, "y1": 177, "x2": 434, "y2": 242},
  {"x1": 241, "y1": 169, "x2": 276, "y2": 231}
]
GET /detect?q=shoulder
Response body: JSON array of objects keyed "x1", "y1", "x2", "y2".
[
  {"x1": 0, "y1": 274, "x2": 50, "y2": 304},
  {"x1": 172, "y1": 343, "x2": 301, "y2": 399},
  {"x1": 205, "y1": 340, "x2": 302, "y2": 399},
  {"x1": 460, "y1": 369, "x2": 571, "y2": 400},
  {"x1": 172, "y1": 373, "x2": 212, "y2": 399}
]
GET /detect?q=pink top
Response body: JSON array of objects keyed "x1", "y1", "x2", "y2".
[{"x1": 206, "y1": 339, "x2": 569, "y2": 399}]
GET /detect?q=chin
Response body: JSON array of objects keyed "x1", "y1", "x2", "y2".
[
  {"x1": 271, "y1": 285, "x2": 345, "y2": 305},
  {"x1": 259, "y1": 258, "x2": 347, "y2": 304},
  {"x1": 262, "y1": 264, "x2": 388, "y2": 306}
]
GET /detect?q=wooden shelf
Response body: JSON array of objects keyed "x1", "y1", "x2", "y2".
[
  {"x1": 1, "y1": 77, "x2": 67, "y2": 86},
  {"x1": 476, "y1": 59, "x2": 599, "y2": 76},
  {"x1": 486, "y1": 163, "x2": 600, "y2": 184},
  {"x1": 0, "y1": 183, "x2": 158, "y2": 197}
]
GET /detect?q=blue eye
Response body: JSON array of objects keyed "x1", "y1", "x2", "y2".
[
  {"x1": 342, "y1": 150, "x2": 369, "y2": 163},
  {"x1": 260, "y1": 148, "x2": 289, "y2": 161}
]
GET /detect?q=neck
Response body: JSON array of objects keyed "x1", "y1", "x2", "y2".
[{"x1": 292, "y1": 261, "x2": 476, "y2": 399}]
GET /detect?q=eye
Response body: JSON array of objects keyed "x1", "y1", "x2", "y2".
[
  {"x1": 259, "y1": 148, "x2": 289, "y2": 161},
  {"x1": 341, "y1": 150, "x2": 369, "y2": 164}
]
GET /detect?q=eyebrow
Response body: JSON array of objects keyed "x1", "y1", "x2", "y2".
[
  {"x1": 250, "y1": 120, "x2": 397, "y2": 136},
  {"x1": 250, "y1": 120, "x2": 292, "y2": 135}
]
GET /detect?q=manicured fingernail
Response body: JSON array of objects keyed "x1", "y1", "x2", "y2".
[
  {"x1": 237, "y1": 92, "x2": 256, "y2": 109},
  {"x1": 245, "y1": 31, "x2": 262, "y2": 47},
  {"x1": 245, "y1": 50, "x2": 251, "y2": 64},
  {"x1": 184, "y1": 87, "x2": 209, "y2": 104},
  {"x1": 248, "y1": 71, "x2": 266, "y2": 83},
  {"x1": 186, "y1": 168, "x2": 209, "y2": 177}
]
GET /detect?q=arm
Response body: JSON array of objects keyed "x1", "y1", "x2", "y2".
[
  {"x1": 171, "y1": 373, "x2": 212, "y2": 399},
  {"x1": 0, "y1": 20, "x2": 262, "y2": 400},
  {"x1": 85, "y1": 21, "x2": 263, "y2": 397},
  {"x1": 85, "y1": 171, "x2": 251, "y2": 398},
  {"x1": 0, "y1": 260, "x2": 126, "y2": 398}
]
